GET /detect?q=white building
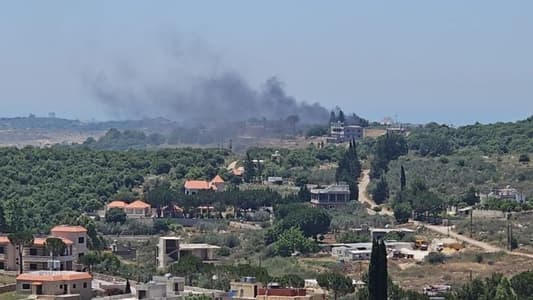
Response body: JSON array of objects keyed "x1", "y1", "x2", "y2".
[{"x1": 157, "y1": 237, "x2": 220, "y2": 269}]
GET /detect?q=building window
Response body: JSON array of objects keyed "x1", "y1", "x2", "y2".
[
  {"x1": 29, "y1": 263, "x2": 38, "y2": 270},
  {"x1": 83, "y1": 282, "x2": 87, "y2": 288},
  {"x1": 73, "y1": 284, "x2": 76, "y2": 289},
  {"x1": 60, "y1": 285, "x2": 63, "y2": 288},
  {"x1": 0, "y1": 262, "x2": 4, "y2": 269},
  {"x1": 22, "y1": 284, "x2": 31, "y2": 290},
  {"x1": 29, "y1": 248, "x2": 38, "y2": 256},
  {"x1": 0, "y1": 246, "x2": 4, "y2": 254},
  {"x1": 78, "y1": 237, "x2": 85, "y2": 244},
  {"x1": 78, "y1": 253, "x2": 84, "y2": 258}
]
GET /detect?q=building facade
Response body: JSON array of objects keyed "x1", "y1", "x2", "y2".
[
  {"x1": 310, "y1": 184, "x2": 351, "y2": 209},
  {"x1": 106, "y1": 200, "x2": 152, "y2": 219},
  {"x1": 328, "y1": 122, "x2": 363, "y2": 143},
  {"x1": 157, "y1": 237, "x2": 220, "y2": 269},
  {"x1": 16, "y1": 271, "x2": 92, "y2": 300},
  {"x1": 184, "y1": 175, "x2": 226, "y2": 195},
  {"x1": 0, "y1": 225, "x2": 87, "y2": 272}
]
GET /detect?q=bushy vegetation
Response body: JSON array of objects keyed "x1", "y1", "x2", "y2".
[
  {"x1": 0, "y1": 146, "x2": 229, "y2": 231},
  {"x1": 407, "y1": 116, "x2": 533, "y2": 156},
  {"x1": 244, "y1": 145, "x2": 344, "y2": 184},
  {"x1": 385, "y1": 154, "x2": 533, "y2": 204}
]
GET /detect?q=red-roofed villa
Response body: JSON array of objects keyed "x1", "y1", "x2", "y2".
[{"x1": 184, "y1": 175, "x2": 225, "y2": 195}]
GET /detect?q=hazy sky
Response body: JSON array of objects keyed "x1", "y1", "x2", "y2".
[{"x1": 1, "y1": 1, "x2": 532, "y2": 125}]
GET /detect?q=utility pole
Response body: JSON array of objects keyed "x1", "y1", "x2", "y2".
[{"x1": 470, "y1": 208, "x2": 473, "y2": 238}]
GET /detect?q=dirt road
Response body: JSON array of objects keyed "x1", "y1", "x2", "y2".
[
  {"x1": 420, "y1": 222, "x2": 533, "y2": 259},
  {"x1": 358, "y1": 169, "x2": 393, "y2": 216}
]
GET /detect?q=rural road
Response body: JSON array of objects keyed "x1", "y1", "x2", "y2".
[
  {"x1": 420, "y1": 222, "x2": 533, "y2": 259},
  {"x1": 358, "y1": 169, "x2": 393, "y2": 216}
]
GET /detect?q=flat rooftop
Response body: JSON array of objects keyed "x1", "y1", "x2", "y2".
[{"x1": 180, "y1": 243, "x2": 221, "y2": 250}]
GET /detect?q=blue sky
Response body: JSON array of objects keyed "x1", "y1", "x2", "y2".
[{"x1": 1, "y1": 1, "x2": 532, "y2": 125}]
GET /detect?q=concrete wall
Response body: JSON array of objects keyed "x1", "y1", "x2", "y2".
[{"x1": 0, "y1": 283, "x2": 16, "y2": 293}]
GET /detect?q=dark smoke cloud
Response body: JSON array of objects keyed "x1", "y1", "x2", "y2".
[{"x1": 84, "y1": 38, "x2": 329, "y2": 125}]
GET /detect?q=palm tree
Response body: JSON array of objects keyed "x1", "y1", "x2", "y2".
[
  {"x1": 8, "y1": 231, "x2": 34, "y2": 274},
  {"x1": 45, "y1": 237, "x2": 66, "y2": 270}
]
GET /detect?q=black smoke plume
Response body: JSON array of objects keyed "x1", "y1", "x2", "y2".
[{"x1": 84, "y1": 39, "x2": 329, "y2": 126}]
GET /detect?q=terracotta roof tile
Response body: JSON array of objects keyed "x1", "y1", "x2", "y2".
[
  {"x1": 107, "y1": 200, "x2": 127, "y2": 208},
  {"x1": 184, "y1": 180, "x2": 210, "y2": 190},
  {"x1": 17, "y1": 271, "x2": 92, "y2": 282},
  {"x1": 50, "y1": 225, "x2": 88, "y2": 233},
  {"x1": 126, "y1": 200, "x2": 150, "y2": 209},
  {"x1": 211, "y1": 175, "x2": 225, "y2": 183}
]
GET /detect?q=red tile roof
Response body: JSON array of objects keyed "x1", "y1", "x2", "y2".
[
  {"x1": 107, "y1": 200, "x2": 127, "y2": 208},
  {"x1": 17, "y1": 271, "x2": 92, "y2": 282},
  {"x1": 126, "y1": 200, "x2": 151, "y2": 209},
  {"x1": 211, "y1": 175, "x2": 225, "y2": 183},
  {"x1": 184, "y1": 180, "x2": 210, "y2": 190},
  {"x1": 51, "y1": 225, "x2": 88, "y2": 233}
]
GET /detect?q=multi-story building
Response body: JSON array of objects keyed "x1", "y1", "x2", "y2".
[
  {"x1": 327, "y1": 121, "x2": 363, "y2": 143},
  {"x1": 310, "y1": 184, "x2": 351, "y2": 209},
  {"x1": 16, "y1": 271, "x2": 92, "y2": 300},
  {"x1": 0, "y1": 225, "x2": 87, "y2": 272},
  {"x1": 226, "y1": 279, "x2": 325, "y2": 300},
  {"x1": 157, "y1": 236, "x2": 220, "y2": 269}
]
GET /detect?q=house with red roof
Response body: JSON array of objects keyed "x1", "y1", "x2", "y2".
[
  {"x1": 0, "y1": 225, "x2": 88, "y2": 272},
  {"x1": 106, "y1": 199, "x2": 152, "y2": 219},
  {"x1": 184, "y1": 175, "x2": 225, "y2": 195},
  {"x1": 16, "y1": 270, "x2": 92, "y2": 300}
]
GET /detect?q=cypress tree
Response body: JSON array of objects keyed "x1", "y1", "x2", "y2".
[
  {"x1": 335, "y1": 140, "x2": 361, "y2": 200},
  {"x1": 338, "y1": 110, "x2": 345, "y2": 123},
  {"x1": 243, "y1": 152, "x2": 256, "y2": 183},
  {"x1": 330, "y1": 111, "x2": 337, "y2": 123},
  {"x1": 371, "y1": 176, "x2": 389, "y2": 204},
  {"x1": 400, "y1": 165, "x2": 406, "y2": 191},
  {"x1": 378, "y1": 240, "x2": 388, "y2": 300},
  {"x1": 368, "y1": 239, "x2": 388, "y2": 300}
]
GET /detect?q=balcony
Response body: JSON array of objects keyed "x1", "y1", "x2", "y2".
[{"x1": 24, "y1": 255, "x2": 76, "y2": 263}]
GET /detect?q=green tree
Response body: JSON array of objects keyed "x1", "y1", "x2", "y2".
[
  {"x1": 79, "y1": 251, "x2": 101, "y2": 272},
  {"x1": 336, "y1": 140, "x2": 361, "y2": 200},
  {"x1": 393, "y1": 202, "x2": 412, "y2": 224},
  {"x1": 510, "y1": 270, "x2": 533, "y2": 299},
  {"x1": 368, "y1": 240, "x2": 388, "y2": 300},
  {"x1": 462, "y1": 187, "x2": 480, "y2": 206},
  {"x1": 518, "y1": 154, "x2": 530, "y2": 163},
  {"x1": 281, "y1": 208, "x2": 331, "y2": 240},
  {"x1": 297, "y1": 185, "x2": 311, "y2": 201},
  {"x1": 372, "y1": 176, "x2": 389, "y2": 204},
  {"x1": 370, "y1": 133, "x2": 408, "y2": 178},
  {"x1": 145, "y1": 185, "x2": 176, "y2": 217},
  {"x1": 243, "y1": 152, "x2": 256, "y2": 183},
  {"x1": 8, "y1": 231, "x2": 34, "y2": 274},
  {"x1": 400, "y1": 165, "x2": 406, "y2": 192},
  {"x1": 169, "y1": 255, "x2": 205, "y2": 285},
  {"x1": 277, "y1": 274, "x2": 304, "y2": 288},
  {"x1": 317, "y1": 272, "x2": 354, "y2": 300},
  {"x1": 105, "y1": 208, "x2": 127, "y2": 224},
  {"x1": 494, "y1": 277, "x2": 517, "y2": 300},
  {"x1": 45, "y1": 237, "x2": 66, "y2": 270},
  {"x1": 272, "y1": 227, "x2": 318, "y2": 257}
]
